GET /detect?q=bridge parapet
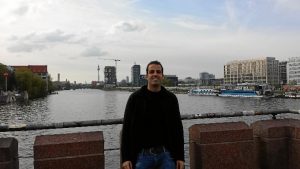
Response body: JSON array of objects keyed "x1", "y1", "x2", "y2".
[
  {"x1": 2, "y1": 118, "x2": 300, "y2": 168},
  {"x1": 0, "y1": 137, "x2": 18, "y2": 169},
  {"x1": 33, "y1": 131, "x2": 104, "y2": 169}
]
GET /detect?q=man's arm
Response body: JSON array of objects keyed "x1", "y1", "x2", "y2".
[
  {"x1": 173, "y1": 95, "x2": 185, "y2": 161},
  {"x1": 121, "y1": 94, "x2": 135, "y2": 163}
]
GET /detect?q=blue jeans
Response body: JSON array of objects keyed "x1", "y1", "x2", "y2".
[{"x1": 135, "y1": 150, "x2": 175, "y2": 169}]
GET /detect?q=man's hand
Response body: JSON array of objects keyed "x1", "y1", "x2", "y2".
[
  {"x1": 122, "y1": 161, "x2": 133, "y2": 169},
  {"x1": 176, "y1": 160, "x2": 184, "y2": 169}
]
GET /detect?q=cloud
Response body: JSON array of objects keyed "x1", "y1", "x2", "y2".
[
  {"x1": 6, "y1": 30, "x2": 82, "y2": 53},
  {"x1": 273, "y1": 0, "x2": 300, "y2": 12},
  {"x1": 13, "y1": 4, "x2": 29, "y2": 16},
  {"x1": 108, "y1": 21, "x2": 146, "y2": 34},
  {"x1": 7, "y1": 42, "x2": 46, "y2": 53},
  {"x1": 43, "y1": 30, "x2": 75, "y2": 43},
  {"x1": 81, "y1": 47, "x2": 108, "y2": 57},
  {"x1": 172, "y1": 16, "x2": 224, "y2": 31}
]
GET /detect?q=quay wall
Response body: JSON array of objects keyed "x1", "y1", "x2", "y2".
[{"x1": 1, "y1": 119, "x2": 300, "y2": 169}]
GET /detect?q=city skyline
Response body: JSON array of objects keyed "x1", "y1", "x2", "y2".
[{"x1": 1, "y1": 0, "x2": 300, "y2": 83}]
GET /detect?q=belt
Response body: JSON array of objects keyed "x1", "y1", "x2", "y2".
[{"x1": 142, "y1": 146, "x2": 166, "y2": 155}]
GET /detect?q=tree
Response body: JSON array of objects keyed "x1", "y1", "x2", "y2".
[
  {"x1": 15, "y1": 67, "x2": 47, "y2": 99},
  {"x1": 0, "y1": 63, "x2": 8, "y2": 90}
]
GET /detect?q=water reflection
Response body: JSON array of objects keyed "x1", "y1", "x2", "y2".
[
  {"x1": 104, "y1": 91, "x2": 119, "y2": 119},
  {"x1": 0, "y1": 100, "x2": 50, "y2": 125},
  {"x1": 1, "y1": 89, "x2": 300, "y2": 125}
]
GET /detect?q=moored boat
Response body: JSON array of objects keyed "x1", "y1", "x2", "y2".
[
  {"x1": 284, "y1": 92, "x2": 300, "y2": 98},
  {"x1": 218, "y1": 83, "x2": 272, "y2": 98},
  {"x1": 188, "y1": 88, "x2": 219, "y2": 96},
  {"x1": 218, "y1": 89, "x2": 262, "y2": 97}
]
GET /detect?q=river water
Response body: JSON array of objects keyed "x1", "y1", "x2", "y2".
[{"x1": 1, "y1": 89, "x2": 300, "y2": 169}]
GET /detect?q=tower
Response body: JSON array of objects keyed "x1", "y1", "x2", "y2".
[{"x1": 97, "y1": 65, "x2": 100, "y2": 82}]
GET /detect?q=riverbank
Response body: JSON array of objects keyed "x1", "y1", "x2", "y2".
[
  {"x1": 105, "y1": 86, "x2": 190, "y2": 94},
  {"x1": 0, "y1": 91, "x2": 29, "y2": 104}
]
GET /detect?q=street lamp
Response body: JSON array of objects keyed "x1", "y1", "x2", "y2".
[{"x1": 3, "y1": 72, "x2": 8, "y2": 92}]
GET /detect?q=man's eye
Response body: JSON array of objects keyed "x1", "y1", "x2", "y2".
[{"x1": 148, "y1": 70, "x2": 162, "y2": 74}]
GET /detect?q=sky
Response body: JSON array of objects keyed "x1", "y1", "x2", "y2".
[{"x1": 1, "y1": 0, "x2": 300, "y2": 83}]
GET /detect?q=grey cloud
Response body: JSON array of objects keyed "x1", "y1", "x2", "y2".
[
  {"x1": 115, "y1": 21, "x2": 146, "y2": 32},
  {"x1": 81, "y1": 47, "x2": 108, "y2": 57},
  {"x1": 7, "y1": 43, "x2": 46, "y2": 53},
  {"x1": 7, "y1": 30, "x2": 81, "y2": 53},
  {"x1": 20, "y1": 30, "x2": 76, "y2": 43},
  {"x1": 43, "y1": 30, "x2": 75, "y2": 43},
  {"x1": 13, "y1": 5, "x2": 29, "y2": 16}
]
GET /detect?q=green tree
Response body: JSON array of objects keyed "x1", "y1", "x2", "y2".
[
  {"x1": 15, "y1": 68, "x2": 32, "y2": 91},
  {"x1": 0, "y1": 63, "x2": 8, "y2": 90},
  {"x1": 15, "y1": 68, "x2": 47, "y2": 99},
  {"x1": 47, "y1": 75, "x2": 54, "y2": 93}
]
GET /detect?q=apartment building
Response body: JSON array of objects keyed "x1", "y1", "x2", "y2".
[
  {"x1": 104, "y1": 66, "x2": 116, "y2": 86},
  {"x1": 279, "y1": 61, "x2": 287, "y2": 85},
  {"x1": 287, "y1": 57, "x2": 300, "y2": 85},
  {"x1": 199, "y1": 72, "x2": 215, "y2": 85},
  {"x1": 224, "y1": 57, "x2": 279, "y2": 85},
  {"x1": 12, "y1": 65, "x2": 48, "y2": 80},
  {"x1": 131, "y1": 64, "x2": 140, "y2": 87}
]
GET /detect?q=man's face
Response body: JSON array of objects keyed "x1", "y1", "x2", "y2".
[{"x1": 146, "y1": 64, "x2": 164, "y2": 86}]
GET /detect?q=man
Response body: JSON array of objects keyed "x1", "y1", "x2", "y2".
[{"x1": 121, "y1": 60, "x2": 185, "y2": 169}]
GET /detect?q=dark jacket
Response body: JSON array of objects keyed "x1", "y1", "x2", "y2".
[{"x1": 121, "y1": 85, "x2": 184, "y2": 166}]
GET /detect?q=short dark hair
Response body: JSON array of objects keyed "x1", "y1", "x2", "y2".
[{"x1": 146, "y1": 60, "x2": 164, "y2": 74}]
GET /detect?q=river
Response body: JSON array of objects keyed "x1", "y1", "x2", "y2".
[{"x1": 1, "y1": 89, "x2": 300, "y2": 169}]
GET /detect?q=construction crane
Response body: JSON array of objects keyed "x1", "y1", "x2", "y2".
[{"x1": 98, "y1": 58, "x2": 121, "y2": 85}]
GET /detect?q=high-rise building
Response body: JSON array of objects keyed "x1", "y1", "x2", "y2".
[
  {"x1": 199, "y1": 72, "x2": 215, "y2": 85},
  {"x1": 104, "y1": 66, "x2": 116, "y2": 86},
  {"x1": 58, "y1": 73, "x2": 60, "y2": 82},
  {"x1": 131, "y1": 64, "x2": 140, "y2": 87},
  {"x1": 279, "y1": 61, "x2": 287, "y2": 85},
  {"x1": 287, "y1": 57, "x2": 300, "y2": 85},
  {"x1": 224, "y1": 57, "x2": 279, "y2": 85}
]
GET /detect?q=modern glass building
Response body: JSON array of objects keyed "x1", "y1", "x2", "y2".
[
  {"x1": 287, "y1": 57, "x2": 300, "y2": 85},
  {"x1": 131, "y1": 64, "x2": 140, "y2": 87}
]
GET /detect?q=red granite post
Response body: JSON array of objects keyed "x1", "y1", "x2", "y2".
[
  {"x1": 288, "y1": 119, "x2": 300, "y2": 169},
  {"x1": 0, "y1": 137, "x2": 18, "y2": 169},
  {"x1": 251, "y1": 119, "x2": 300, "y2": 169},
  {"x1": 189, "y1": 122, "x2": 255, "y2": 169},
  {"x1": 34, "y1": 131, "x2": 104, "y2": 169}
]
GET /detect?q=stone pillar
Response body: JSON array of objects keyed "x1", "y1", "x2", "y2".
[
  {"x1": 288, "y1": 119, "x2": 300, "y2": 169},
  {"x1": 251, "y1": 119, "x2": 300, "y2": 169},
  {"x1": 34, "y1": 131, "x2": 104, "y2": 169},
  {"x1": 189, "y1": 122, "x2": 255, "y2": 169},
  {"x1": 0, "y1": 137, "x2": 18, "y2": 169}
]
